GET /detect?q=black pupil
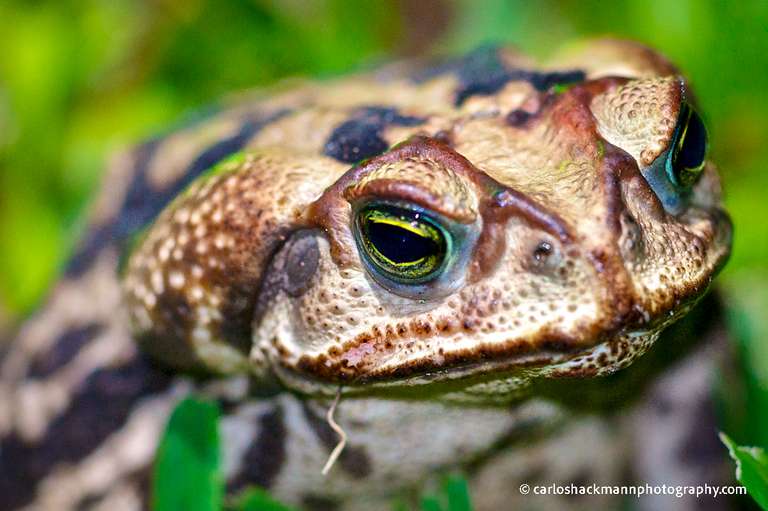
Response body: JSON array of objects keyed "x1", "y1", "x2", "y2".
[
  {"x1": 367, "y1": 220, "x2": 438, "y2": 264},
  {"x1": 674, "y1": 110, "x2": 707, "y2": 171}
]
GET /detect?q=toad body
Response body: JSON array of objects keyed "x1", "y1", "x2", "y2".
[{"x1": 0, "y1": 39, "x2": 732, "y2": 511}]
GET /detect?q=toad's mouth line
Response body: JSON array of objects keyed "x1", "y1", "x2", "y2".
[{"x1": 267, "y1": 307, "x2": 691, "y2": 399}]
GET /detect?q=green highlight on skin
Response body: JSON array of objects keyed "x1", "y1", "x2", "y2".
[
  {"x1": 556, "y1": 159, "x2": 573, "y2": 173},
  {"x1": 596, "y1": 139, "x2": 605, "y2": 159},
  {"x1": 551, "y1": 82, "x2": 576, "y2": 95},
  {"x1": 120, "y1": 151, "x2": 249, "y2": 266},
  {"x1": 205, "y1": 151, "x2": 250, "y2": 178},
  {"x1": 174, "y1": 150, "x2": 249, "y2": 207}
]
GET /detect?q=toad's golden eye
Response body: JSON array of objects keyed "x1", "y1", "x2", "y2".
[
  {"x1": 355, "y1": 205, "x2": 449, "y2": 284},
  {"x1": 667, "y1": 104, "x2": 708, "y2": 188}
]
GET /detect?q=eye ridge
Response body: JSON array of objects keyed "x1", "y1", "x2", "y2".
[{"x1": 356, "y1": 204, "x2": 449, "y2": 283}]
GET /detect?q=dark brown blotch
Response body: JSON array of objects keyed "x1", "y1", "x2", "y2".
[
  {"x1": 228, "y1": 404, "x2": 287, "y2": 492},
  {"x1": 302, "y1": 495, "x2": 341, "y2": 511},
  {"x1": 506, "y1": 108, "x2": 534, "y2": 127},
  {"x1": 28, "y1": 323, "x2": 104, "y2": 379},
  {"x1": 0, "y1": 353, "x2": 172, "y2": 510}
]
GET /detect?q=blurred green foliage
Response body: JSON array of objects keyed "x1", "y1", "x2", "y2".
[
  {"x1": 721, "y1": 434, "x2": 768, "y2": 509},
  {"x1": 0, "y1": 0, "x2": 401, "y2": 316},
  {"x1": 154, "y1": 397, "x2": 301, "y2": 511},
  {"x1": 0, "y1": 0, "x2": 766, "y2": 453},
  {"x1": 2, "y1": 0, "x2": 766, "y2": 308},
  {"x1": 153, "y1": 398, "x2": 222, "y2": 511},
  {"x1": 226, "y1": 487, "x2": 297, "y2": 511},
  {"x1": 156, "y1": 397, "x2": 475, "y2": 511},
  {"x1": 419, "y1": 476, "x2": 473, "y2": 511}
]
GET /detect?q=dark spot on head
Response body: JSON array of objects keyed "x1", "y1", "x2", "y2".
[
  {"x1": 323, "y1": 106, "x2": 425, "y2": 164},
  {"x1": 506, "y1": 108, "x2": 534, "y2": 127},
  {"x1": 28, "y1": 323, "x2": 104, "y2": 379},
  {"x1": 228, "y1": 404, "x2": 287, "y2": 492},
  {"x1": 452, "y1": 45, "x2": 515, "y2": 105},
  {"x1": 410, "y1": 45, "x2": 586, "y2": 106}
]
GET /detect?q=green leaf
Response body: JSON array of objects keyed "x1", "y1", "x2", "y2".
[
  {"x1": 391, "y1": 498, "x2": 410, "y2": 511},
  {"x1": 420, "y1": 496, "x2": 443, "y2": 511},
  {"x1": 445, "y1": 476, "x2": 473, "y2": 511},
  {"x1": 722, "y1": 278, "x2": 768, "y2": 449},
  {"x1": 417, "y1": 476, "x2": 473, "y2": 511},
  {"x1": 152, "y1": 398, "x2": 222, "y2": 511},
  {"x1": 720, "y1": 433, "x2": 768, "y2": 510},
  {"x1": 226, "y1": 487, "x2": 297, "y2": 511}
]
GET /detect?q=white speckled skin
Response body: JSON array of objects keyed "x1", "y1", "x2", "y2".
[{"x1": 0, "y1": 39, "x2": 732, "y2": 511}]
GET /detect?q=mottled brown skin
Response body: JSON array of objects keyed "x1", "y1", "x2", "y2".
[
  {"x1": 0, "y1": 39, "x2": 733, "y2": 511},
  {"x1": 124, "y1": 41, "x2": 729, "y2": 395}
]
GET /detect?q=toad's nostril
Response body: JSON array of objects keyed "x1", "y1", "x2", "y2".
[
  {"x1": 528, "y1": 238, "x2": 563, "y2": 275},
  {"x1": 533, "y1": 241, "x2": 552, "y2": 264}
]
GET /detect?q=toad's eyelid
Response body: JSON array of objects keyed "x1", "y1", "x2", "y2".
[{"x1": 365, "y1": 212, "x2": 436, "y2": 239}]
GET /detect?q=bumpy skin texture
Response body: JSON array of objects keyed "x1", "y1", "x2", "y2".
[{"x1": 0, "y1": 39, "x2": 731, "y2": 511}]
